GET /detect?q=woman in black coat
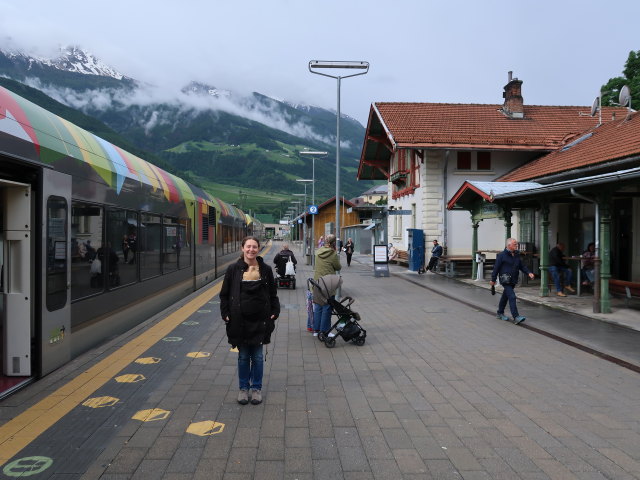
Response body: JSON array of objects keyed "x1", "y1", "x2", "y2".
[{"x1": 220, "y1": 236, "x2": 280, "y2": 405}]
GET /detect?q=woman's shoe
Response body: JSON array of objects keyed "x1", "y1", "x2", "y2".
[
  {"x1": 514, "y1": 316, "x2": 526, "y2": 325},
  {"x1": 237, "y1": 389, "x2": 249, "y2": 405},
  {"x1": 250, "y1": 389, "x2": 262, "y2": 405}
]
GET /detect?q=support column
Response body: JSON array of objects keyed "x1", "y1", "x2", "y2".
[
  {"x1": 471, "y1": 218, "x2": 480, "y2": 279},
  {"x1": 539, "y1": 204, "x2": 550, "y2": 297},
  {"x1": 599, "y1": 194, "x2": 612, "y2": 313},
  {"x1": 503, "y1": 207, "x2": 513, "y2": 240}
]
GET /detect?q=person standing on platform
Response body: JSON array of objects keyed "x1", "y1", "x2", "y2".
[
  {"x1": 313, "y1": 234, "x2": 341, "y2": 336},
  {"x1": 220, "y1": 236, "x2": 280, "y2": 405},
  {"x1": 273, "y1": 243, "x2": 297, "y2": 277},
  {"x1": 344, "y1": 238, "x2": 355, "y2": 267},
  {"x1": 490, "y1": 237, "x2": 535, "y2": 325},
  {"x1": 425, "y1": 239, "x2": 443, "y2": 272}
]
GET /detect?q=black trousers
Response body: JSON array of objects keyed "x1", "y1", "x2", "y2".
[{"x1": 426, "y1": 256, "x2": 439, "y2": 271}]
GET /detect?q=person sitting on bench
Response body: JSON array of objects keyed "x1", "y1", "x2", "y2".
[
  {"x1": 425, "y1": 239, "x2": 443, "y2": 272},
  {"x1": 549, "y1": 242, "x2": 575, "y2": 297}
]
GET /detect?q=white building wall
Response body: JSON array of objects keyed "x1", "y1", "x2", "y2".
[{"x1": 387, "y1": 149, "x2": 534, "y2": 254}]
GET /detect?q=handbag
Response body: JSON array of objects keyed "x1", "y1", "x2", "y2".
[
  {"x1": 499, "y1": 273, "x2": 513, "y2": 285},
  {"x1": 285, "y1": 257, "x2": 295, "y2": 276}
]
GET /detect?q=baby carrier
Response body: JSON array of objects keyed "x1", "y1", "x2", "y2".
[{"x1": 307, "y1": 277, "x2": 367, "y2": 348}]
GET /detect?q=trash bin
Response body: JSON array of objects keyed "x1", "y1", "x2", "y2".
[{"x1": 475, "y1": 253, "x2": 486, "y2": 280}]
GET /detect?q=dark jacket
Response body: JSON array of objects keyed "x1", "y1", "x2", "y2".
[
  {"x1": 491, "y1": 248, "x2": 531, "y2": 285},
  {"x1": 273, "y1": 249, "x2": 297, "y2": 277},
  {"x1": 344, "y1": 241, "x2": 354, "y2": 255},
  {"x1": 220, "y1": 256, "x2": 280, "y2": 347},
  {"x1": 431, "y1": 244, "x2": 443, "y2": 258},
  {"x1": 549, "y1": 246, "x2": 568, "y2": 268}
]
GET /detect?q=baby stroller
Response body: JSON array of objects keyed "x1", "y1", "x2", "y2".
[{"x1": 308, "y1": 277, "x2": 366, "y2": 348}]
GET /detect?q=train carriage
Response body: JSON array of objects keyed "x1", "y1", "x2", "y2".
[{"x1": 0, "y1": 86, "x2": 256, "y2": 396}]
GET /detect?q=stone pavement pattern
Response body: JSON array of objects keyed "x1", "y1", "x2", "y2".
[{"x1": 2, "y1": 242, "x2": 640, "y2": 479}]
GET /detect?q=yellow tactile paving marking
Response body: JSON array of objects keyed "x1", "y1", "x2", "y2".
[{"x1": 0, "y1": 241, "x2": 273, "y2": 466}]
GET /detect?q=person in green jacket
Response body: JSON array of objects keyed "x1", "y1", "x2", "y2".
[{"x1": 312, "y1": 234, "x2": 341, "y2": 336}]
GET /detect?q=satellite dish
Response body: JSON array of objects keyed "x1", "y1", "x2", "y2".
[
  {"x1": 619, "y1": 85, "x2": 631, "y2": 107},
  {"x1": 590, "y1": 96, "x2": 600, "y2": 116}
]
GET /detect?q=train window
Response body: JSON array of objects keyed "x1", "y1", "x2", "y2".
[
  {"x1": 163, "y1": 216, "x2": 178, "y2": 273},
  {"x1": 106, "y1": 209, "x2": 138, "y2": 287},
  {"x1": 71, "y1": 201, "x2": 104, "y2": 300},
  {"x1": 46, "y1": 197, "x2": 68, "y2": 311},
  {"x1": 178, "y1": 218, "x2": 191, "y2": 269},
  {"x1": 140, "y1": 213, "x2": 162, "y2": 280}
]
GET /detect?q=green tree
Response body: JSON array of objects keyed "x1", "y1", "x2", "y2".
[{"x1": 601, "y1": 50, "x2": 640, "y2": 107}]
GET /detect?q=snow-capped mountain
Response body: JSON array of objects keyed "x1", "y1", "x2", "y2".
[
  {"x1": 1, "y1": 46, "x2": 127, "y2": 80},
  {"x1": 0, "y1": 45, "x2": 371, "y2": 201}
]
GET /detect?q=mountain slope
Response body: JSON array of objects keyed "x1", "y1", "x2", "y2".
[{"x1": 0, "y1": 46, "x2": 377, "y2": 211}]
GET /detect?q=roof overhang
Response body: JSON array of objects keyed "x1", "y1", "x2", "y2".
[{"x1": 447, "y1": 167, "x2": 640, "y2": 211}]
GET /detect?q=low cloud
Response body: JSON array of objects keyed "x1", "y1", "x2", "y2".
[{"x1": 24, "y1": 76, "x2": 337, "y2": 146}]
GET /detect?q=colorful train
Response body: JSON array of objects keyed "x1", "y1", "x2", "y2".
[{"x1": 0, "y1": 85, "x2": 264, "y2": 396}]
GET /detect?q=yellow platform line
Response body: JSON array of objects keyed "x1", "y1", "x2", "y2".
[
  {"x1": 0, "y1": 241, "x2": 273, "y2": 466},
  {"x1": 0, "y1": 281, "x2": 221, "y2": 464}
]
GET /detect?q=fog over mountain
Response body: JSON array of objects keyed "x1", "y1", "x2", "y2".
[{"x1": 0, "y1": 45, "x2": 374, "y2": 208}]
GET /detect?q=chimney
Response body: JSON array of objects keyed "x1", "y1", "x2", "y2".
[{"x1": 502, "y1": 71, "x2": 524, "y2": 119}]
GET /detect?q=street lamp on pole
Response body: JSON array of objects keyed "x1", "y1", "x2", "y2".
[
  {"x1": 290, "y1": 201, "x2": 301, "y2": 242},
  {"x1": 299, "y1": 150, "x2": 328, "y2": 266},
  {"x1": 309, "y1": 60, "x2": 369, "y2": 244},
  {"x1": 293, "y1": 192, "x2": 307, "y2": 258}
]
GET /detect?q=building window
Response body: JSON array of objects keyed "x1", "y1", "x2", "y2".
[
  {"x1": 457, "y1": 152, "x2": 471, "y2": 170},
  {"x1": 477, "y1": 151, "x2": 491, "y2": 170}
]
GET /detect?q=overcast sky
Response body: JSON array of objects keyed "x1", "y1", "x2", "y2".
[{"x1": 1, "y1": 0, "x2": 639, "y2": 125}]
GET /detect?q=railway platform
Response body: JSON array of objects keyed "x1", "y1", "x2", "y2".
[{"x1": 1, "y1": 241, "x2": 640, "y2": 479}]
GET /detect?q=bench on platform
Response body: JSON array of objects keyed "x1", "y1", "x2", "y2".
[
  {"x1": 436, "y1": 255, "x2": 474, "y2": 277},
  {"x1": 391, "y1": 250, "x2": 409, "y2": 267},
  {"x1": 609, "y1": 279, "x2": 640, "y2": 307}
]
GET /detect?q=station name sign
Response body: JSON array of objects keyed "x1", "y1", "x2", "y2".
[{"x1": 388, "y1": 210, "x2": 412, "y2": 215}]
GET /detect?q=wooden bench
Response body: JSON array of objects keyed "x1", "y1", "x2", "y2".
[
  {"x1": 436, "y1": 255, "x2": 474, "y2": 276},
  {"x1": 390, "y1": 249, "x2": 409, "y2": 267},
  {"x1": 609, "y1": 279, "x2": 640, "y2": 307}
]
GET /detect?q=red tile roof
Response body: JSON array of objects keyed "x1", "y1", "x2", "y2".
[
  {"x1": 374, "y1": 102, "x2": 626, "y2": 150},
  {"x1": 499, "y1": 111, "x2": 640, "y2": 182}
]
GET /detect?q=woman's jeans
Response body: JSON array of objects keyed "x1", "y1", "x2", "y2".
[
  {"x1": 548, "y1": 266, "x2": 573, "y2": 292},
  {"x1": 238, "y1": 344, "x2": 263, "y2": 391},
  {"x1": 498, "y1": 284, "x2": 520, "y2": 318},
  {"x1": 313, "y1": 302, "x2": 333, "y2": 333}
]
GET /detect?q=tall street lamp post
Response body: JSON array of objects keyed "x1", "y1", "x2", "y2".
[
  {"x1": 292, "y1": 192, "x2": 307, "y2": 259},
  {"x1": 299, "y1": 151, "x2": 328, "y2": 266},
  {"x1": 290, "y1": 201, "x2": 301, "y2": 242},
  {"x1": 295, "y1": 179, "x2": 312, "y2": 264},
  {"x1": 309, "y1": 60, "x2": 369, "y2": 244}
]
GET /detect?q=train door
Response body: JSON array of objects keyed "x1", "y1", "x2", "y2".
[
  {"x1": 40, "y1": 169, "x2": 72, "y2": 376},
  {"x1": 1, "y1": 179, "x2": 32, "y2": 381}
]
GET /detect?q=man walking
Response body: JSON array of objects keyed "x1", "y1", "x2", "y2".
[{"x1": 490, "y1": 238, "x2": 535, "y2": 325}]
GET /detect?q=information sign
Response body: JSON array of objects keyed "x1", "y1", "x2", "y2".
[
  {"x1": 388, "y1": 210, "x2": 412, "y2": 215},
  {"x1": 309, "y1": 205, "x2": 318, "y2": 214}
]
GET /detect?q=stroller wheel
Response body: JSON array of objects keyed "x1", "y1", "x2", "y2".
[
  {"x1": 318, "y1": 332, "x2": 326, "y2": 342},
  {"x1": 354, "y1": 337, "x2": 366, "y2": 346},
  {"x1": 325, "y1": 337, "x2": 336, "y2": 348}
]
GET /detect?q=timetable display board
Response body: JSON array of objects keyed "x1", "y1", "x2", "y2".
[{"x1": 373, "y1": 244, "x2": 388, "y2": 263}]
